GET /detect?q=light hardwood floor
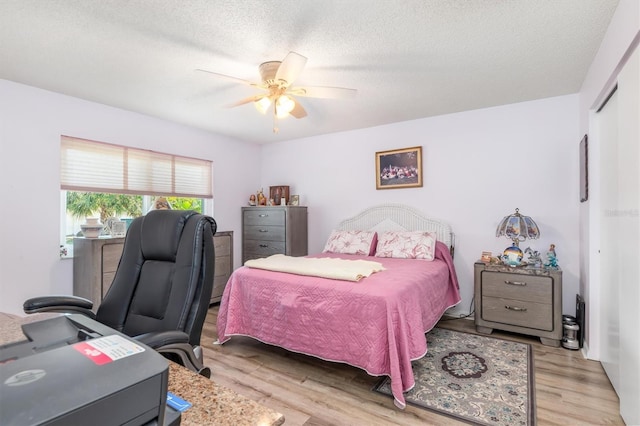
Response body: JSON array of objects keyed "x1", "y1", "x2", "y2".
[{"x1": 201, "y1": 306, "x2": 624, "y2": 425}]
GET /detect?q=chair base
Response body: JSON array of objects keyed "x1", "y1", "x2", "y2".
[{"x1": 157, "y1": 344, "x2": 211, "y2": 378}]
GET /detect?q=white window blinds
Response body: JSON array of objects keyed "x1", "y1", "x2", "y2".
[{"x1": 60, "y1": 136, "x2": 213, "y2": 198}]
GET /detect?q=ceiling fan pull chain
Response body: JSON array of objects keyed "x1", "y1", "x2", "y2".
[{"x1": 273, "y1": 107, "x2": 279, "y2": 133}]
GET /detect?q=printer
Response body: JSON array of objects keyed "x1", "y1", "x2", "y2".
[{"x1": 0, "y1": 314, "x2": 180, "y2": 425}]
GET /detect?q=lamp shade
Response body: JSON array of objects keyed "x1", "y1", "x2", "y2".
[
  {"x1": 495, "y1": 208, "x2": 540, "y2": 246},
  {"x1": 254, "y1": 96, "x2": 272, "y2": 114},
  {"x1": 275, "y1": 95, "x2": 295, "y2": 118}
]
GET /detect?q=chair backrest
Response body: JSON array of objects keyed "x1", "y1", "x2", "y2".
[{"x1": 96, "y1": 210, "x2": 216, "y2": 346}]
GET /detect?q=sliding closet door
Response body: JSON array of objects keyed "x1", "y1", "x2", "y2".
[
  {"x1": 597, "y1": 45, "x2": 640, "y2": 425},
  {"x1": 596, "y1": 89, "x2": 619, "y2": 393},
  {"x1": 615, "y1": 46, "x2": 640, "y2": 426}
]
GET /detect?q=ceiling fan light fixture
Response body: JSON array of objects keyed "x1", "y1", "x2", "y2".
[
  {"x1": 275, "y1": 108, "x2": 289, "y2": 119},
  {"x1": 254, "y1": 96, "x2": 271, "y2": 114},
  {"x1": 276, "y1": 95, "x2": 295, "y2": 113}
]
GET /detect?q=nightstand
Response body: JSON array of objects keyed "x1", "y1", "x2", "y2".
[{"x1": 474, "y1": 261, "x2": 562, "y2": 347}]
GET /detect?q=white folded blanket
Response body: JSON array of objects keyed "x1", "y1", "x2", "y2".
[{"x1": 244, "y1": 254, "x2": 385, "y2": 282}]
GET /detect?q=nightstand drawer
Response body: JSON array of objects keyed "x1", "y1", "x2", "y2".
[
  {"x1": 481, "y1": 271, "x2": 552, "y2": 304},
  {"x1": 244, "y1": 225, "x2": 285, "y2": 242},
  {"x1": 482, "y1": 296, "x2": 553, "y2": 331},
  {"x1": 243, "y1": 209, "x2": 285, "y2": 226}
]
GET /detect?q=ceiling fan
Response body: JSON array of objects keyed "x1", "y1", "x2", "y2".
[{"x1": 196, "y1": 51, "x2": 357, "y2": 132}]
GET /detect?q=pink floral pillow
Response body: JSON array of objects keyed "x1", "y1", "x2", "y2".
[
  {"x1": 374, "y1": 231, "x2": 437, "y2": 260},
  {"x1": 323, "y1": 230, "x2": 378, "y2": 256}
]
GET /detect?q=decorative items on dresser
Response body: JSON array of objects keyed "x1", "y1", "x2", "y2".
[
  {"x1": 73, "y1": 237, "x2": 125, "y2": 310},
  {"x1": 241, "y1": 206, "x2": 308, "y2": 263},
  {"x1": 211, "y1": 231, "x2": 233, "y2": 304},
  {"x1": 474, "y1": 261, "x2": 562, "y2": 347}
]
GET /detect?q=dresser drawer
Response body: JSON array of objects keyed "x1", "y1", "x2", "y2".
[
  {"x1": 482, "y1": 296, "x2": 553, "y2": 331},
  {"x1": 102, "y1": 272, "x2": 116, "y2": 298},
  {"x1": 214, "y1": 255, "x2": 230, "y2": 278},
  {"x1": 213, "y1": 235, "x2": 231, "y2": 256},
  {"x1": 244, "y1": 225, "x2": 285, "y2": 242},
  {"x1": 243, "y1": 209, "x2": 285, "y2": 226},
  {"x1": 481, "y1": 271, "x2": 552, "y2": 304},
  {"x1": 211, "y1": 230, "x2": 233, "y2": 304},
  {"x1": 102, "y1": 243, "x2": 124, "y2": 273},
  {"x1": 243, "y1": 240, "x2": 286, "y2": 259},
  {"x1": 212, "y1": 275, "x2": 229, "y2": 299}
]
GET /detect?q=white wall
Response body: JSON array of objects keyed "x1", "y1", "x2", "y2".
[
  {"x1": 0, "y1": 79, "x2": 261, "y2": 316},
  {"x1": 261, "y1": 95, "x2": 580, "y2": 317},
  {"x1": 0, "y1": 82, "x2": 584, "y2": 322}
]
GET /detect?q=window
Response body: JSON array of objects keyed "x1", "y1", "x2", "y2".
[{"x1": 60, "y1": 137, "x2": 213, "y2": 257}]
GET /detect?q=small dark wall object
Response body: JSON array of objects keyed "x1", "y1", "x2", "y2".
[
  {"x1": 580, "y1": 134, "x2": 588, "y2": 202},
  {"x1": 576, "y1": 294, "x2": 585, "y2": 348}
]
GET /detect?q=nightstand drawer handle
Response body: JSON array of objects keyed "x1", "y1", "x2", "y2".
[
  {"x1": 258, "y1": 214, "x2": 268, "y2": 217},
  {"x1": 258, "y1": 229, "x2": 268, "y2": 232},
  {"x1": 504, "y1": 280, "x2": 527, "y2": 286},
  {"x1": 259, "y1": 244, "x2": 269, "y2": 248},
  {"x1": 505, "y1": 305, "x2": 527, "y2": 312}
]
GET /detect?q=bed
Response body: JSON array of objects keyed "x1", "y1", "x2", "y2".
[{"x1": 216, "y1": 204, "x2": 461, "y2": 408}]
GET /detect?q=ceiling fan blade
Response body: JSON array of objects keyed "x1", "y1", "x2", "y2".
[
  {"x1": 289, "y1": 101, "x2": 307, "y2": 119},
  {"x1": 275, "y1": 52, "x2": 308, "y2": 87},
  {"x1": 195, "y1": 69, "x2": 264, "y2": 88},
  {"x1": 225, "y1": 94, "x2": 267, "y2": 108},
  {"x1": 288, "y1": 85, "x2": 357, "y2": 99}
]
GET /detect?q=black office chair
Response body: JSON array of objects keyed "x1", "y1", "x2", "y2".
[{"x1": 23, "y1": 210, "x2": 216, "y2": 377}]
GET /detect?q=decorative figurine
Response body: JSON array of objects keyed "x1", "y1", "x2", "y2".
[
  {"x1": 544, "y1": 244, "x2": 558, "y2": 268},
  {"x1": 249, "y1": 194, "x2": 256, "y2": 206},
  {"x1": 257, "y1": 189, "x2": 266, "y2": 206},
  {"x1": 524, "y1": 247, "x2": 542, "y2": 268},
  {"x1": 154, "y1": 197, "x2": 171, "y2": 210}
]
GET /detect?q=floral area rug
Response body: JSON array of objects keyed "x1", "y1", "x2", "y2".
[{"x1": 373, "y1": 328, "x2": 535, "y2": 425}]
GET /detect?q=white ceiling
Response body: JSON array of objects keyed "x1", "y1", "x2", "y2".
[{"x1": 0, "y1": 1, "x2": 619, "y2": 144}]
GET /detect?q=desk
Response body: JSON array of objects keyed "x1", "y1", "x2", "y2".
[
  {"x1": 168, "y1": 362, "x2": 284, "y2": 425},
  {"x1": 0, "y1": 313, "x2": 285, "y2": 426}
]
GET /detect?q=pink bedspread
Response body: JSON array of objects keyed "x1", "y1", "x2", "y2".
[{"x1": 216, "y1": 242, "x2": 461, "y2": 408}]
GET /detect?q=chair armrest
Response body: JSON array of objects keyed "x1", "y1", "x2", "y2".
[
  {"x1": 135, "y1": 330, "x2": 190, "y2": 349},
  {"x1": 23, "y1": 295, "x2": 96, "y2": 318}
]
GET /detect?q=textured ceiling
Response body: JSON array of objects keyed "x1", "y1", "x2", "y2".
[{"x1": 0, "y1": 1, "x2": 619, "y2": 144}]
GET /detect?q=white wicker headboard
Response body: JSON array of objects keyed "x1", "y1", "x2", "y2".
[{"x1": 336, "y1": 203, "x2": 454, "y2": 252}]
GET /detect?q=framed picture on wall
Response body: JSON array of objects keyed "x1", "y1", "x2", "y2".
[
  {"x1": 580, "y1": 134, "x2": 588, "y2": 202},
  {"x1": 375, "y1": 146, "x2": 423, "y2": 189}
]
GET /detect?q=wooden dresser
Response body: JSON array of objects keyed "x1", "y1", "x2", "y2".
[
  {"x1": 73, "y1": 237, "x2": 125, "y2": 310},
  {"x1": 241, "y1": 206, "x2": 308, "y2": 263},
  {"x1": 73, "y1": 231, "x2": 234, "y2": 308},
  {"x1": 474, "y1": 261, "x2": 563, "y2": 347},
  {"x1": 211, "y1": 231, "x2": 233, "y2": 304}
]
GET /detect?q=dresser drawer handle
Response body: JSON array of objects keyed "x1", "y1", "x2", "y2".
[
  {"x1": 258, "y1": 214, "x2": 268, "y2": 217},
  {"x1": 258, "y1": 229, "x2": 268, "y2": 232},
  {"x1": 259, "y1": 244, "x2": 269, "y2": 248},
  {"x1": 504, "y1": 280, "x2": 527, "y2": 286},
  {"x1": 505, "y1": 305, "x2": 527, "y2": 312}
]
